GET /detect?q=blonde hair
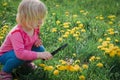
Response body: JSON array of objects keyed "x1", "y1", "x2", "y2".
[{"x1": 16, "y1": 0, "x2": 47, "y2": 27}]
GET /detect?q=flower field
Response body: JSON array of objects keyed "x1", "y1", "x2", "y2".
[{"x1": 0, "y1": 0, "x2": 120, "y2": 80}]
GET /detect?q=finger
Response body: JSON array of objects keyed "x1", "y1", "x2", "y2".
[
  {"x1": 36, "y1": 44, "x2": 39, "y2": 47},
  {"x1": 36, "y1": 44, "x2": 40, "y2": 47}
]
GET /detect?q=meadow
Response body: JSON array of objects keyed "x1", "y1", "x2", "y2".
[{"x1": 0, "y1": 0, "x2": 120, "y2": 80}]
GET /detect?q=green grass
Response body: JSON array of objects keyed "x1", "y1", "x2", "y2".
[{"x1": 0, "y1": 0, "x2": 120, "y2": 80}]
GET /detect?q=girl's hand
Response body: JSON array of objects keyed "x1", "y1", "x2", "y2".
[
  {"x1": 37, "y1": 52, "x2": 53, "y2": 60},
  {"x1": 34, "y1": 39, "x2": 42, "y2": 47}
]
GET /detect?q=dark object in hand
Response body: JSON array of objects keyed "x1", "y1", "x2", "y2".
[{"x1": 51, "y1": 43, "x2": 68, "y2": 56}]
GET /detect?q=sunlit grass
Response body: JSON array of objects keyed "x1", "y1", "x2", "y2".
[{"x1": 0, "y1": 0, "x2": 120, "y2": 80}]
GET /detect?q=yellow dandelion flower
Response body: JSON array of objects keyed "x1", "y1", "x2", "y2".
[
  {"x1": 110, "y1": 18, "x2": 115, "y2": 21},
  {"x1": 109, "y1": 43, "x2": 114, "y2": 48},
  {"x1": 99, "y1": 16, "x2": 104, "y2": 20},
  {"x1": 89, "y1": 56, "x2": 95, "y2": 61},
  {"x1": 51, "y1": 28, "x2": 57, "y2": 32},
  {"x1": 60, "y1": 30, "x2": 64, "y2": 33},
  {"x1": 97, "y1": 45, "x2": 103, "y2": 49},
  {"x1": 82, "y1": 64, "x2": 88, "y2": 69},
  {"x1": 70, "y1": 30, "x2": 75, "y2": 34},
  {"x1": 56, "y1": 20, "x2": 61, "y2": 25},
  {"x1": 109, "y1": 31, "x2": 114, "y2": 35},
  {"x1": 81, "y1": 29, "x2": 86, "y2": 32},
  {"x1": 117, "y1": 49, "x2": 120, "y2": 56},
  {"x1": 76, "y1": 31, "x2": 80, "y2": 35},
  {"x1": 106, "y1": 37, "x2": 111, "y2": 41},
  {"x1": 39, "y1": 63, "x2": 46, "y2": 67},
  {"x1": 3, "y1": 25, "x2": 8, "y2": 28},
  {"x1": 109, "y1": 51, "x2": 116, "y2": 57},
  {"x1": 58, "y1": 37, "x2": 63, "y2": 42},
  {"x1": 73, "y1": 14, "x2": 78, "y2": 18},
  {"x1": 80, "y1": 10, "x2": 84, "y2": 13},
  {"x1": 76, "y1": 37, "x2": 80, "y2": 41},
  {"x1": 63, "y1": 25, "x2": 69, "y2": 28},
  {"x1": 79, "y1": 24, "x2": 84, "y2": 28},
  {"x1": 102, "y1": 48, "x2": 109, "y2": 52},
  {"x1": 108, "y1": 21, "x2": 113, "y2": 25},
  {"x1": 63, "y1": 22, "x2": 70, "y2": 26},
  {"x1": 104, "y1": 33, "x2": 107, "y2": 36},
  {"x1": 102, "y1": 41, "x2": 110, "y2": 47},
  {"x1": 65, "y1": 32, "x2": 70, "y2": 35},
  {"x1": 73, "y1": 53, "x2": 76, "y2": 57},
  {"x1": 76, "y1": 21, "x2": 81, "y2": 24},
  {"x1": 119, "y1": 23, "x2": 120, "y2": 26},
  {"x1": 3, "y1": 2, "x2": 7, "y2": 6},
  {"x1": 62, "y1": 34, "x2": 68, "y2": 38},
  {"x1": 73, "y1": 34, "x2": 79, "y2": 37},
  {"x1": 56, "y1": 5, "x2": 59, "y2": 7},
  {"x1": 0, "y1": 36, "x2": 4, "y2": 40},
  {"x1": 66, "y1": 65, "x2": 76, "y2": 71},
  {"x1": 74, "y1": 64, "x2": 80, "y2": 71},
  {"x1": 96, "y1": 57, "x2": 101, "y2": 60},
  {"x1": 67, "y1": 29, "x2": 71, "y2": 32},
  {"x1": 72, "y1": 27, "x2": 76, "y2": 31},
  {"x1": 63, "y1": 22, "x2": 70, "y2": 28},
  {"x1": 96, "y1": 16, "x2": 99, "y2": 19},
  {"x1": 98, "y1": 38, "x2": 103, "y2": 42},
  {"x1": 115, "y1": 39, "x2": 119, "y2": 42},
  {"x1": 59, "y1": 60, "x2": 67, "y2": 65},
  {"x1": 96, "y1": 63, "x2": 103, "y2": 68},
  {"x1": 75, "y1": 60, "x2": 80, "y2": 64},
  {"x1": 53, "y1": 70, "x2": 59, "y2": 75},
  {"x1": 52, "y1": 13, "x2": 56, "y2": 16},
  {"x1": 107, "y1": 15, "x2": 116, "y2": 19},
  {"x1": 107, "y1": 28, "x2": 114, "y2": 32},
  {"x1": 65, "y1": 11, "x2": 69, "y2": 16},
  {"x1": 75, "y1": 27, "x2": 80, "y2": 30},
  {"x1": 79, "y1": 75, "x2": 85, "y2": 80},
  {"x1": 83, "y1": 12, "x2": 88, "y2": 15},
  {"x1": 57, "y1": 65, "x2": 66, "y2": 71},
  {"x1": 44, "y1": 66, "x2": 54, "y2": 71}
]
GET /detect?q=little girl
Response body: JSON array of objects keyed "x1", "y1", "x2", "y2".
[{"x1": 0, "y1": 0, "x2": 53, "y2": 80}]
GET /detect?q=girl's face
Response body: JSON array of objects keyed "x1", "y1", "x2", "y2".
[
  {"x1": 37, "y1": 19, "x2": 43, "y2": 27},
  {"x1": 31, "y1": 19, "x2": 43, "y2": 29}
]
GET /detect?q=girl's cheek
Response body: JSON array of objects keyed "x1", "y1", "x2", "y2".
[{"x1": 38, "y1": 20, "x2": 43, "y2": 25}]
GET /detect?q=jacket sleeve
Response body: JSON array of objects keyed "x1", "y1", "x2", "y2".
[{"x1": 9, "y1": 31, "x2": 37, "y2": 61}]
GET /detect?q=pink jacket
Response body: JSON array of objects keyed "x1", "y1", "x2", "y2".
[{"x1": 0, "y1": 25, "x2": 40, "y2": 60}]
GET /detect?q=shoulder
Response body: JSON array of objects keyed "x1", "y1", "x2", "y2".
[
  {"x1": 8, "y1": 25, "x2": 23, "y2": 39},
  {"x1": 11, "y1": 30, "x2": 21, "y2": 35},
  {"x1": 10, "y1": 25, "x2": 22, "y2": 35}
]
